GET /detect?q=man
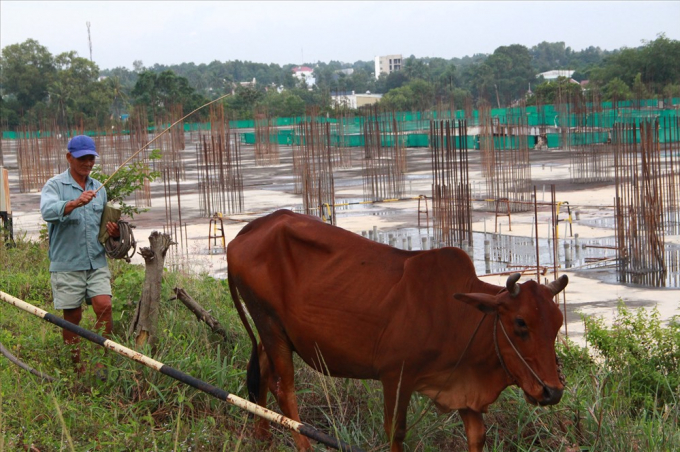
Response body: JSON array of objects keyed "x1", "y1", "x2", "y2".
[{"x1": 40, "y1": 135, "x2": 119, "y2": 375}]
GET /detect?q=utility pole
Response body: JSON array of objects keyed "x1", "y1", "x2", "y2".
[{"x1": 87, "y1": 21, "x2": 93, "y2": 61}]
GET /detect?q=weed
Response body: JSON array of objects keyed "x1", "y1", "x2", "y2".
[{"x1": 1, "y1": 236, "x2": 678, "y2": 451}]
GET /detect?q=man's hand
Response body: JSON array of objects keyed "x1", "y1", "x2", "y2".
[
  {"x1": 75, "y1": 190, "x2": 97, "y2": 207},
  {"x1": 64, "y1": 190, "x2": 97, "y2": 215},
  {"x1": 106, "y1": 221, "x2": 120, "y2": 239}
]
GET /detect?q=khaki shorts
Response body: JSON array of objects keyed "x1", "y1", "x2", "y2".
[{"x1": 51, "y1": 267, "x2": 112, "y2": 310}]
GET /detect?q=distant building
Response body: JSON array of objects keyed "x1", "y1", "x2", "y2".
[
  {"x1": 537, "y1": 70, "x2": 575, "y2": 80},
  {"x1": 239, "y1": 78, "x2": 257, "y2": 88},
  {"x1": 331, "y1": 91, "x2": 383, "y2": 109},
  {"x1": 374, "y1": 54, "x2": 403, "y2": 80},
  {"x1": 292, "y1": 66, "x2": 316, "y2": 87}
]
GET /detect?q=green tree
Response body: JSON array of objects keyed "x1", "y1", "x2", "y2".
[
  {"x1": 637, "y1": 33, "x2": 680, "y2": 93},
  {"x1": 425, "y1": 57, "x2": 450, "y2": 81},
  {"x1": 131, "y1": 71, "x2": 159, "y2": 117},
  {"x1": 105, "y1": 76, "x2": 129, "y2": 120},
  {"x1": 408, "y1": 79, "x2": 435, "y2": 111},
  {"x1": 49, "y1": 51, "x2": 112, "y2": 128},
  {"x1": 603, "y1": 77, "x2": 632, "y2": 102},
  {"x1": 631, "y1": 73, "x2": 650, "y2": 101},
  {"x1": 590, "y1": 34, "x2": 680, "y2": 97},
  {"x1": 0, "y1": 39, "x2": 56, "y2": 113},
  {"x1": 0, "y1": 97, "x2": 20, "y2": 128},
  {"x1": 450, "y1": 88, "x2": 473, "y2": 110},
  {"x1": 132, "y1": 60, "x2": 145, "y2": 73},
  {"x1": 260, "y1": 90, "x2": 305, "y2": 117},
  {"x1": 380, "y1": 85, "x2": 412, "y2": 111},
  {"x1": 530, "y1": 41, "x2": 569, "y2": 72},
  {"x1": 347, "y1": 69, "x2": 373, "y2": 94},
  {"x1": 403, "y1": 56, "x2": 430, "y2": 81},
  {"x1": 381, "y1": 79, "x2": 435, "y2": 112},
  {"x1": 529, "y1": 76, "x2": 584, "y2": 105},
  {"x1": 131, "y1": 70, "x2": 208, "y2": 122},
  {"x1": 292, "y1": 87, "x2": 332, "y2": 113},
  {"x1": 569, "y1": 45, "x2": 608, "y2": 68},
  {"x1": 662, "y1": 83, "x2": 680, "y2": 101},
  {"x1": 464, "y1": 63, "x2": 496, "y2": 106},
  {"x1": 380, "y1": 71, "x2": 409, "y2": 92},
  {"x1": 485, "y1": 44, "x2": 535, "y2": 107},
  {"x1": 225, "y1": 85, "x2": 265, "y2": 119},
  {"x1": 434, "y1": 63, "x2": 459, "y2": 103},
  {"x1": 157, "y1": 70, "x2": 185, "y2": 107}
]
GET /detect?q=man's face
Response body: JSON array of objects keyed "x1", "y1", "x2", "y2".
[{"x1": 67, "y1": 153, "x2": 96, "y2": 179}]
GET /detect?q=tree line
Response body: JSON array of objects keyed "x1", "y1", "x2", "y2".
[{"x1": 1, "y1": 34, "x2": 678, "y2": 130}]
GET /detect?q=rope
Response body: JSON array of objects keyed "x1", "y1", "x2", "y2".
[
  {"x1": 407, "y1": 313, "x2": 488, "y2": 433},
  {"x1": 104, "y1": 220, "x2": 136, "y2": 262},
  {"x1": 495, "y1": 313, "x2": 550, "y2": 391}
]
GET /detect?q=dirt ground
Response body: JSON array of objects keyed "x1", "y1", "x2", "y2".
[{"x1": 3, "y1": 136, "x2": 679, "y2": 346}]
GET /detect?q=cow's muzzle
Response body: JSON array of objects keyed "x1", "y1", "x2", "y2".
[{"x1": 524, "y1": 385, "x2": 563, "y2": 406}]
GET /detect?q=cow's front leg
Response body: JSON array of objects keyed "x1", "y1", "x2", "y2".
[
  {"x1": 381, "y1": 376, "x2": 413, "y2": 452},
  {"x1": 459, "y1": 408, "x2": 486, "y2": 452}
]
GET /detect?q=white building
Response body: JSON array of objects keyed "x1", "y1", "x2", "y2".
[
  {"x1": 537, "y1": 70, "x2": 575, "y2": 80},
  {"x1": 374, "y1": 54, "x2": 403, "y2": 80},
  {"x1": 292, "y1": 66, "x2": 316, "y2": 87},
  {"x1": 239, "y1": 78, "x2": 257, "y2": 88},
  {"x1": 331, "y1": 91, "x2": 383, "y2": 109}
]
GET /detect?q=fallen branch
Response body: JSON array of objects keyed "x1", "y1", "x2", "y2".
[
  {"x1": 172, "y1": 287, "x2": 230, "y2": 342},
  {"x1": 0, "y1": 340, "x2": 56, "y2": 382}
]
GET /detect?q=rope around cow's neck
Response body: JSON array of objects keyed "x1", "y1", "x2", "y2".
[
  {"x1": 411, "y1": 310, "x2": 553, "y2": 435},
  {"x1": 493, "y1": 313, "x2": 550, "y2": 391},
  {"x1": 407, "y1": 313, "x2": 489, "y2": 432}
]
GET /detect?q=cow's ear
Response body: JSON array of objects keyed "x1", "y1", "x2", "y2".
[{"x1": 453, "y1": 293, "x2": 499, "y2": 314}]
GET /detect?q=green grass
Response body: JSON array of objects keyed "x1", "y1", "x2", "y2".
[{"x1": 1, "y1": 236, "x2": 678, "y2": 451}]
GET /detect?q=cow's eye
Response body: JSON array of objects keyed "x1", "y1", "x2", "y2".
[{"x1": 515, "y1": 318, "x2": 528, "y2": 329}]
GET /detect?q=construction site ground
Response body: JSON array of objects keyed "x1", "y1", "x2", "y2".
[{"x1": 3, "y1": 138, "x2": 679, "y2": 346}]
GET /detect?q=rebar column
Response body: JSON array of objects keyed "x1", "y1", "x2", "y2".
[
  {"x1": 430, "y1": 119, "x2": 472, "y2": 248},
  {"x1": 361, "y1": 107, "x2": 406, "y2": 201},
  {"x1": 297, "y1": 111, "x2": 336, "y2": 224},
  {"x1": 614, "y1": 119, "x2": 668, "y2": 286}
]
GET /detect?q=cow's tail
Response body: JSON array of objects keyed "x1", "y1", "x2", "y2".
[{"x1": 227, "y1": 269, "x2": 261, "y2": 404}]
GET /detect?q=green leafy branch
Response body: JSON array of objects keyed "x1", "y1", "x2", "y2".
[{"x1": 91, "y1": 149, "x2": 162, "y2": 219}]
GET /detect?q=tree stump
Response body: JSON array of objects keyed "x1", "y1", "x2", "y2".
[{"x1": 129, "y1": 231, "x2": 175, "y2": 349}]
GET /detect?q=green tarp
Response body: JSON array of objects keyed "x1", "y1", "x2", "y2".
[{"x1": 3, "y1": 98, "x2": 679, "y2": 143}]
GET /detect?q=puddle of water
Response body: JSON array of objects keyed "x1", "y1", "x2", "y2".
[
  {"x1": 351, "y1": 226, "x2": 680, "y2": 288},
  {"x1": 579, "y1": 217, "x2": 617, "y2": 229}
]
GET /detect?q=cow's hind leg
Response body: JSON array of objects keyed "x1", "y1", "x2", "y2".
[
  {"x1": 459, "y1": 408, "x2": 486, "y2": 452},
  {"x1": 264, "y1": 339, "x2": 312, "y2": 451},
  {"x1": 250, "y1": 343, "x2": 272, "y2": 441}
]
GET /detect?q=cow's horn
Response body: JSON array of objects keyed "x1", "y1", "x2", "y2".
[
  {"x1": 506, "y1": 273, "x2": 521, "y2": 298},
  {"x1": 546, "y1": 274, "x2": 569, "y2": 295}
]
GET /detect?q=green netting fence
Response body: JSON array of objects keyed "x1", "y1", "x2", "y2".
[{"x1": 3, "y1": 98, "x2": 678, "y2": 145}]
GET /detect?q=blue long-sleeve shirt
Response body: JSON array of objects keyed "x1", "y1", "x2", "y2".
[{"x1": 40, "y1": 169, "x2": 108, "y2": 272}]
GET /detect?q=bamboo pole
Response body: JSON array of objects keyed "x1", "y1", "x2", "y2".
[
  {"x1": 95, "y1": 93, "x2": 232, "y2": 194},
  {"x1": 0, "y1": 290, "x2": 363, "y2": 452}
]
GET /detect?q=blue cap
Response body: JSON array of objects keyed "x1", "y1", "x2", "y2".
[{"x1": 67, "y1": 135, "x2": 99, "y2": 158}]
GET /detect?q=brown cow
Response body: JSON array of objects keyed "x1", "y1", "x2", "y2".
[{"x1": 227, "y1": 209, "x2": 567, "y2": 452}]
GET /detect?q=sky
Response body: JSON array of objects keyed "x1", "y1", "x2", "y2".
[{"x1": 2, "y1": 1, "x2": 679, "y2": 70}]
